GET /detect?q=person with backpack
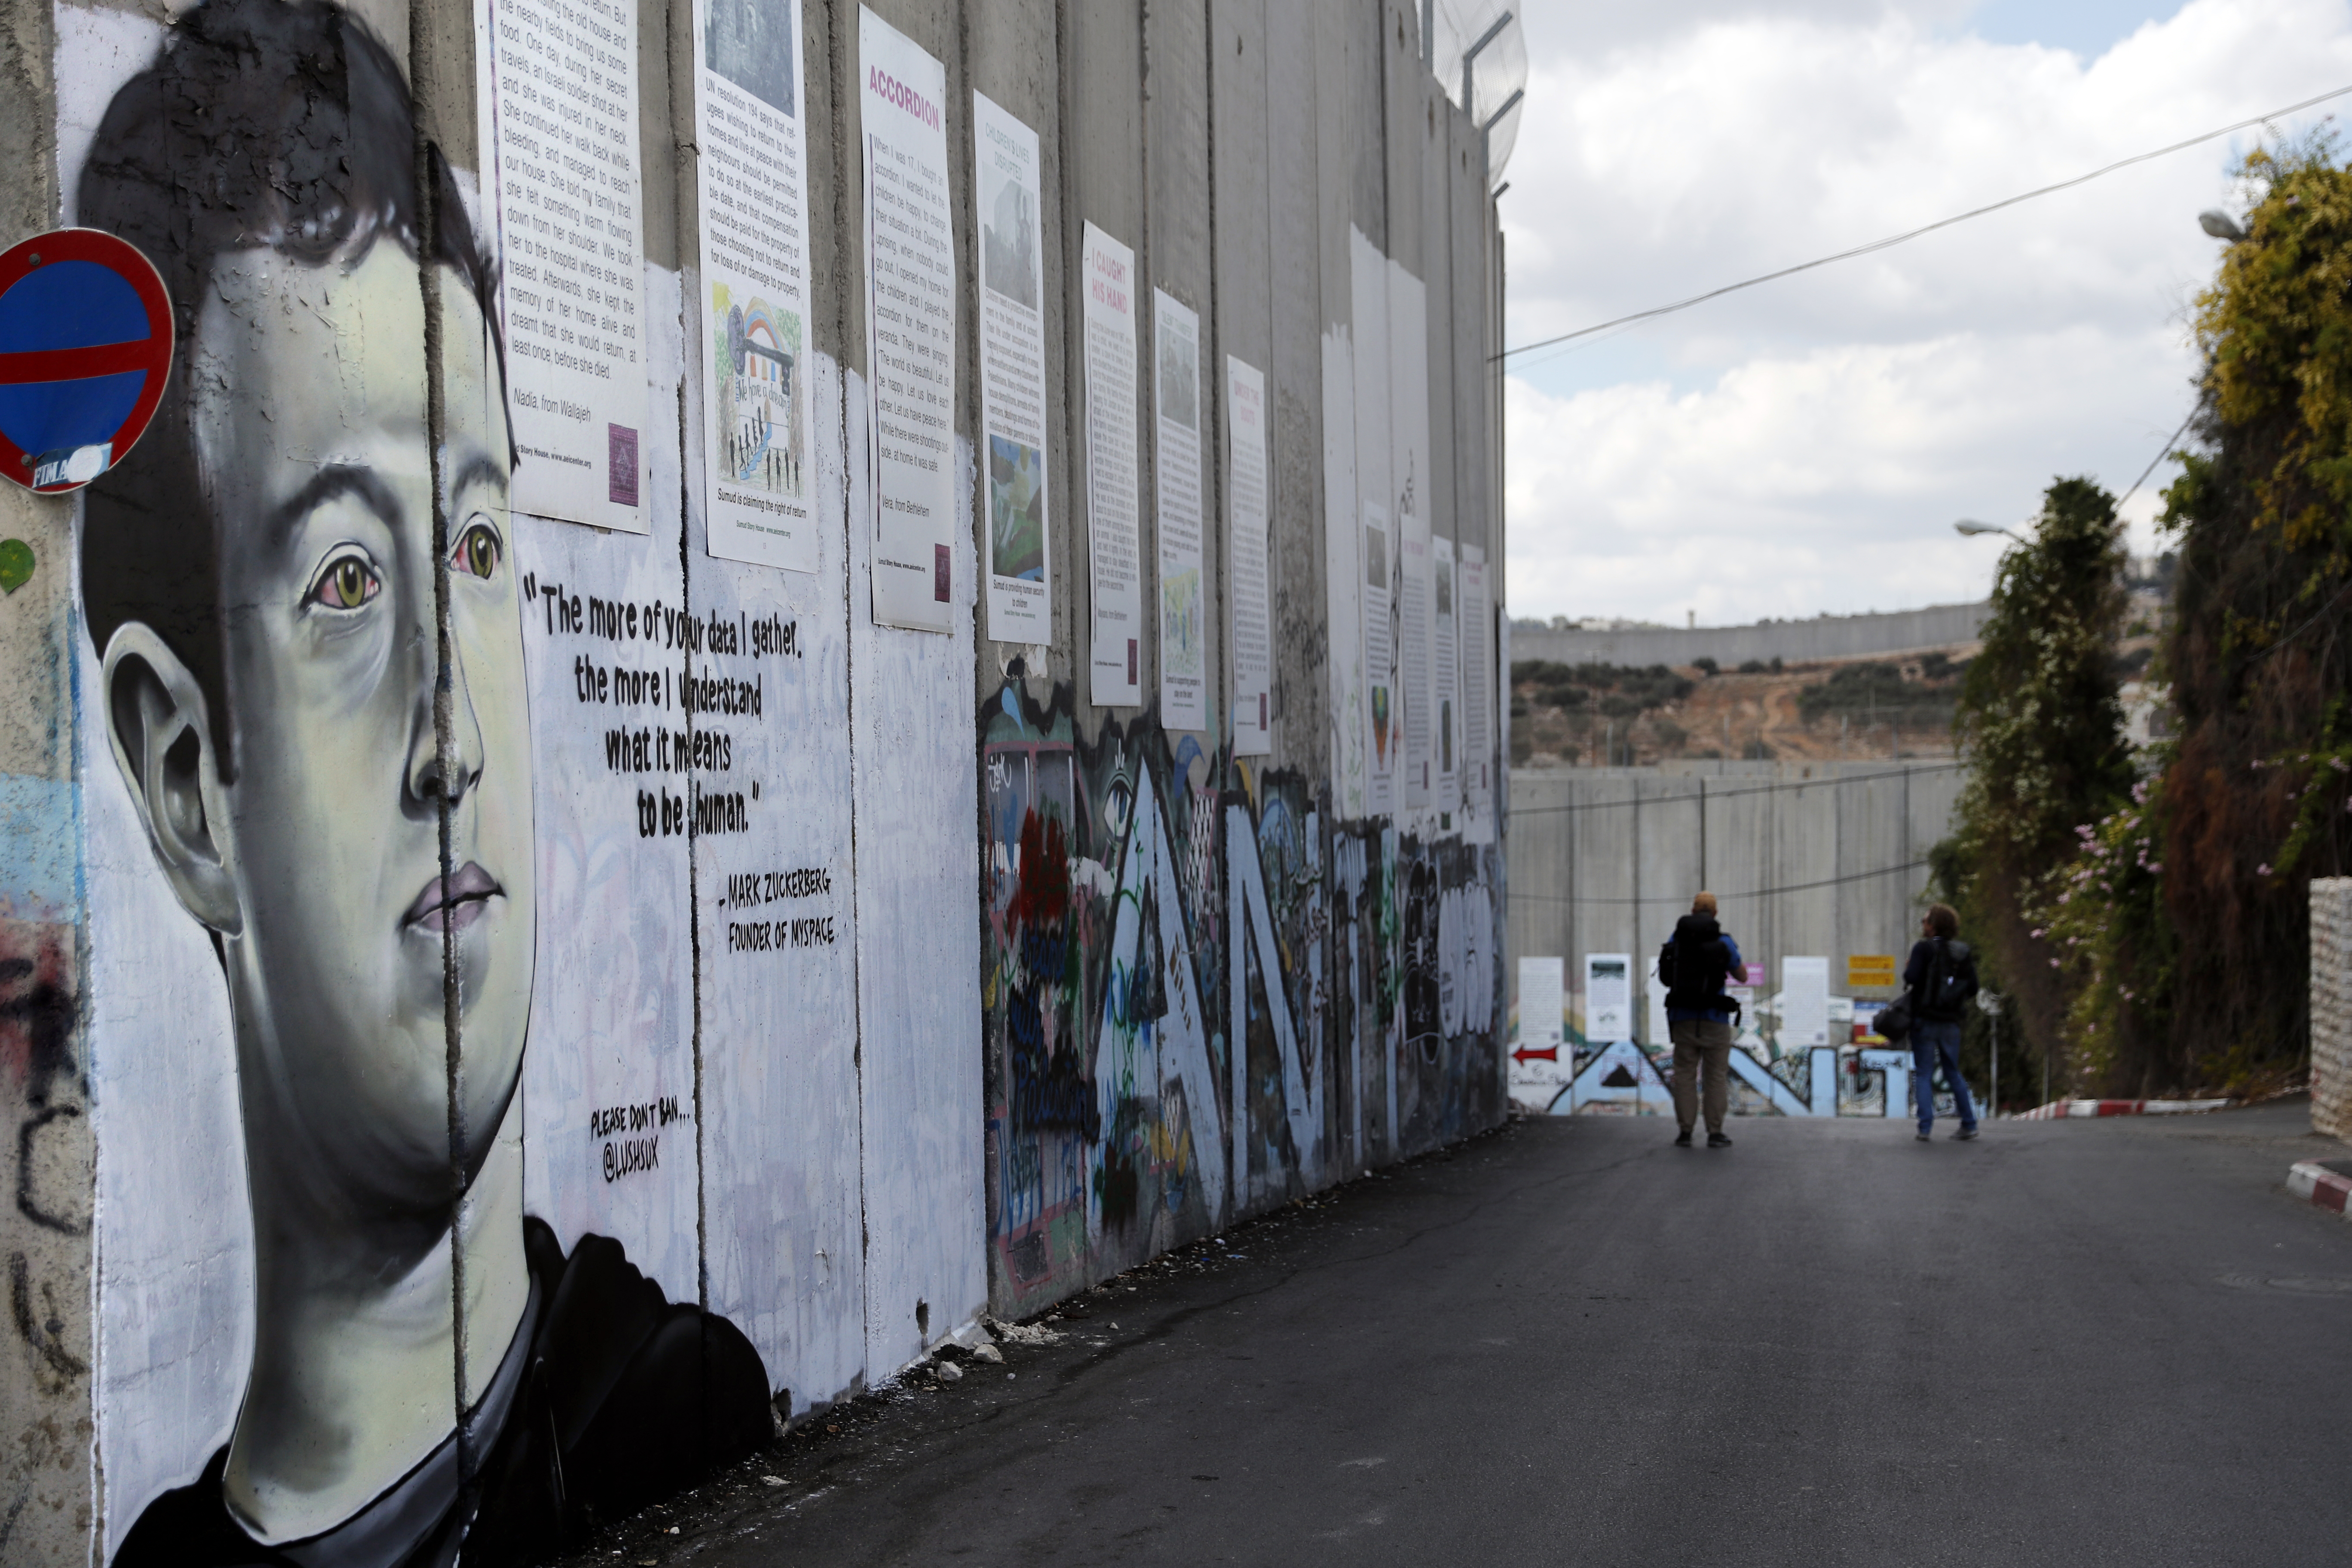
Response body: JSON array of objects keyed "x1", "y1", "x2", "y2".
[
  {"x1": 1904, "y1": 903, "x2": 1981, "y2": 1141},
  {"x1": 1662, "y1": 891, "x2": 1745, "y2": 1148}
]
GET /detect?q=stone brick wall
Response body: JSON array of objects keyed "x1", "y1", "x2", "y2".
[{"x1": 2312, "y1": 878, "x2": 2352, "y2": 1141}]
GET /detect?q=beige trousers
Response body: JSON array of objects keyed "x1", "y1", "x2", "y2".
[{"x1": 1670, "y1": 1018, "x2": 1734, "y2": 1134}]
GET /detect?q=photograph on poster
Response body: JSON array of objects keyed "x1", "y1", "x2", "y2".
[
  {"x1": 1158, "y1": 314, "x2": 1198, "y2": 429},
  {"x1": 707, "y1": 0, "x2": 795, "y2": 113},
  {"x1": 981, "y1": 150, "x2": 1039, "y2": 310},
  {"x1": 70, "y1": 5, "x2": 771, "y2": 1560},
  {"x1": 714, "y1": 285, "x2": 805, "y2": 496},
  {"x1": 990, "y1": 434, "x2": 1047, "y2": 582}
]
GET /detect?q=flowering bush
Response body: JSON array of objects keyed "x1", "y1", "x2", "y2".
[{"x1": 2023, "y1": 771, "x2": 2175, "y2": 1088}]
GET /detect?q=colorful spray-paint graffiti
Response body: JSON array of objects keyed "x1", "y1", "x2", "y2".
[{"x1": 983, "y1": 684, "x2": 1503, "y2": 1315}]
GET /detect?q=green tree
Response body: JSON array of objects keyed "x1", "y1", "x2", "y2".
[
  {"x1": 2153, "y1": 132, "x2": 2352, "y2": 1092},
  {"x1": 1936, "y1": 478, "x2": 2133, "y2": 1099}
]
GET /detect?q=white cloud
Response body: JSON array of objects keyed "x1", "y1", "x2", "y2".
[{"x1": 1501, "y1": 0, "x2": 2352, "y2": 623}]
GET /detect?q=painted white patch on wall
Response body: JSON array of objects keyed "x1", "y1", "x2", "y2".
[{"x1": 848, "y1": 380, "x2": 986, "y2": 1372}]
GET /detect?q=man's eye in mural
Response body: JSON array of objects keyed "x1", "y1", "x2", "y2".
[
  {"x1": 306, "y1": 549, "x2": 381, "y2": 611},
  {"x1": 452, "y1": 516, "x2": 503, "y2": 580}
]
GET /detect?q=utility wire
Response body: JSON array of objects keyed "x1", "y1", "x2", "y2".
[
  {"x1": 2119, "y1": 410, "x2": 2198, "y2": 512},
  {"x1": 1507, "y1": 858, "x2": 1932, "y2": 906},
  {"x1": 1507, "y1": 760, "x2": 1961, "y2": 818},
  {"x1": 1494, "y1": 82, "x2": 2352, "y2": 363}
]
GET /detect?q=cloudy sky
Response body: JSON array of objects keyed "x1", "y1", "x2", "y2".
[{"x1": 1498, "y1": 0, "x2": 2351, "y2": 626}]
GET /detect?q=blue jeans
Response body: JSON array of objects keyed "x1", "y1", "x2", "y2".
[{"x1": 1911, "y1": 1020, "x2": 1977, "y2": 1133}]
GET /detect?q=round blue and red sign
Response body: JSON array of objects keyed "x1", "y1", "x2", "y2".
[{"x1": 0, "y1": 229, "x2": 173, "y2": 494}]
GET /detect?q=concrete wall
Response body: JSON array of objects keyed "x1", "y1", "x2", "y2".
[
  {"x1": 2314, "y1": 878, "x2": 2352, "y2": 1142},
  {"x1": 1506, "y1": 760, "x2": 1963, "y2": 1060},
  {"x1": 0, "y1": 0, "x2": 1502, "y2": 1560},
  {"x1": 1511, "y1": 601, "x2": 1992, "y2": 670}
]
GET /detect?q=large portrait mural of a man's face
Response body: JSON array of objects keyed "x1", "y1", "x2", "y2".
[{"x1": 78, "y1": 3, "x2": 769, "y2": 1563}]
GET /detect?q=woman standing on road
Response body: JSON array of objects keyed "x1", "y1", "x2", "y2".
[{"x1": 1905, "y1": 905, "x2": 1982, "y2": 1141}]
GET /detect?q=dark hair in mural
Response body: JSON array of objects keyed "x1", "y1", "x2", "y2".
[{"x1": 77, "y1": 0, "x2": 502, "y2": 778}]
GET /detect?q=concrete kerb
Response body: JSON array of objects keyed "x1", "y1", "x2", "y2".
[{"x1": 2287, "y1": 1160, "x2": 2352, "y2": 1219}]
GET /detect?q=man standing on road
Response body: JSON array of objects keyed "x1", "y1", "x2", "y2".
[
  {"x1": 1664, "y1": 892, "x2": 1745, "y2": 1149},
  {"x1": 1905, "y1": 904, "x2": 1981, "y2": 1142}
]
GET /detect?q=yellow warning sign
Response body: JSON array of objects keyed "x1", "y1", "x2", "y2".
[{"x1": 1847, "y1": 954, "x2": 1899, "y2": 989}]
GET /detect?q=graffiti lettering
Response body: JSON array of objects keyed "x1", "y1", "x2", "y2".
[{"x1": 601, "y1": 1136, "x2": 658, "y2": 1181}]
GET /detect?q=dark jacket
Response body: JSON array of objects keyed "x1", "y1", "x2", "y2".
[
  {"x1": 1904, "y1": 936, "x2": 1980, "y2": 1024},
  {"x1": 1663, "y1": 913, "x2": 1744, "y2": 1025},
  {"x1": 112, "y1": 1218, "x2": 772, "y2": 1568}
]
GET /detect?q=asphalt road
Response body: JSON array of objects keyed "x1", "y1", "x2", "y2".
[{"x1": 573, "y1": 1100, "x2": 2352, "y2": 1567}]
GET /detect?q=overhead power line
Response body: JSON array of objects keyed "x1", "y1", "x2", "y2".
[
  {"x1": 1494, "y1": 82, "x2": 2352, "y2": 363},
  {"x1": 1507, "y1": 858, "x2": 1933, "y2": 906}
]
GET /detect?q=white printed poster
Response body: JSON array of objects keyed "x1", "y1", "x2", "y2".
[
  {"x1": 974, "y1": 92, "x2": 1051, "y2": 641},
  {"x1": 1363, "y1": 501, "x2": 1395, "y2": 813},
  {"x1": 1513, "y1": 956, "x2": 1569, "y2": 1108},
  {"x1": 1228, "y1": 355, "x2": 1273, "y2": 756},
  {"x1": 1154, "y1": 290, "x2": 1207, "y2": 730},
  {"x1": 1782, "y1": 956, "x2": 1832, "y2": 1050},
  {"x1": 487, "y1": 0, "x2": 648, "y2": 532},
  {"x1": 860, "y1": 8, "x2": 956, "y2": 632},
  {"x1": 1459, "y1": 543, "x2": 1494, "y2": 840},
  {"x1": 1081, "y1": 223, "x2": 1143, "y2": 704},
  {"x1": 1586, "y1": 953, "x2": 1633, "y2": 1044},
  {"x1": 695, "y1": 0, "x2": 816, "y2": 570},
  {"x1": 1435, "y1": 536, "x2": 1460, "y2": 816},
  {"x1": 1400, "y1": 508, "x2": 1431, "y2": 806},
  {"x1": 1518, "y1": 957, "x2": 1565, "y2": 1053}
]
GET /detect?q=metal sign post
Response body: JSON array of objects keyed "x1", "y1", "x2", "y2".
[{"x1": 1979, "y1": 989, "x2": 2003, "y2": 1120}]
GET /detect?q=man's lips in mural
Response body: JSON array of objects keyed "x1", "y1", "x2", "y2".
[{"x1": 403, "y1": 863, "x2": 503, "y2": 934}]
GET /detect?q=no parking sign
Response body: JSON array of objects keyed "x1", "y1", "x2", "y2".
[{"x1": 0, "y1": 229, "x2": 172, "y2": 493}]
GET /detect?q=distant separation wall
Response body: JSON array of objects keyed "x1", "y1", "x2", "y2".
[
  {"x1": 0, "y1": 1, "x2": 1504, "y2": 1561},
  {"x1": 1513, "y1": 602, "x2": 1992, "y2": 669},
  {"x1": 1504, "y1": 761, "x2": 1963, "y2": 1087}
]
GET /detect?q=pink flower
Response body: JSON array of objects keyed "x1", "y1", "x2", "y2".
[{"x1": 2258, "y1": 863, "x2": 2272, "y2": 876}]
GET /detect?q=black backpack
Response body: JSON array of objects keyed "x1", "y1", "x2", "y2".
[
  {"x1": 1917, "y1": 938, "x2": 1980, "y2": 1021},
  {"x1": 1658, "y1": 926, "x2": 1738, "y2": 1017}
]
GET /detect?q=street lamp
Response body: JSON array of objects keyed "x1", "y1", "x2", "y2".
[
  {"x1": 1954, "y1": 519, "x2": 2020, "y2": 540},
  {"x1": 2199, "y1": 209, "x2": 2248, "y2": 242}
]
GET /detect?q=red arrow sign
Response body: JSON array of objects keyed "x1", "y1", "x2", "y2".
[{"x1": 1512, "y1": 1045, "x2": 1559, "y2": 1064}]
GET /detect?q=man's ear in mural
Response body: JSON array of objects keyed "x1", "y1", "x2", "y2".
[{"x1": 102, "y1": 623, "x2": 241, "y2": 937}]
